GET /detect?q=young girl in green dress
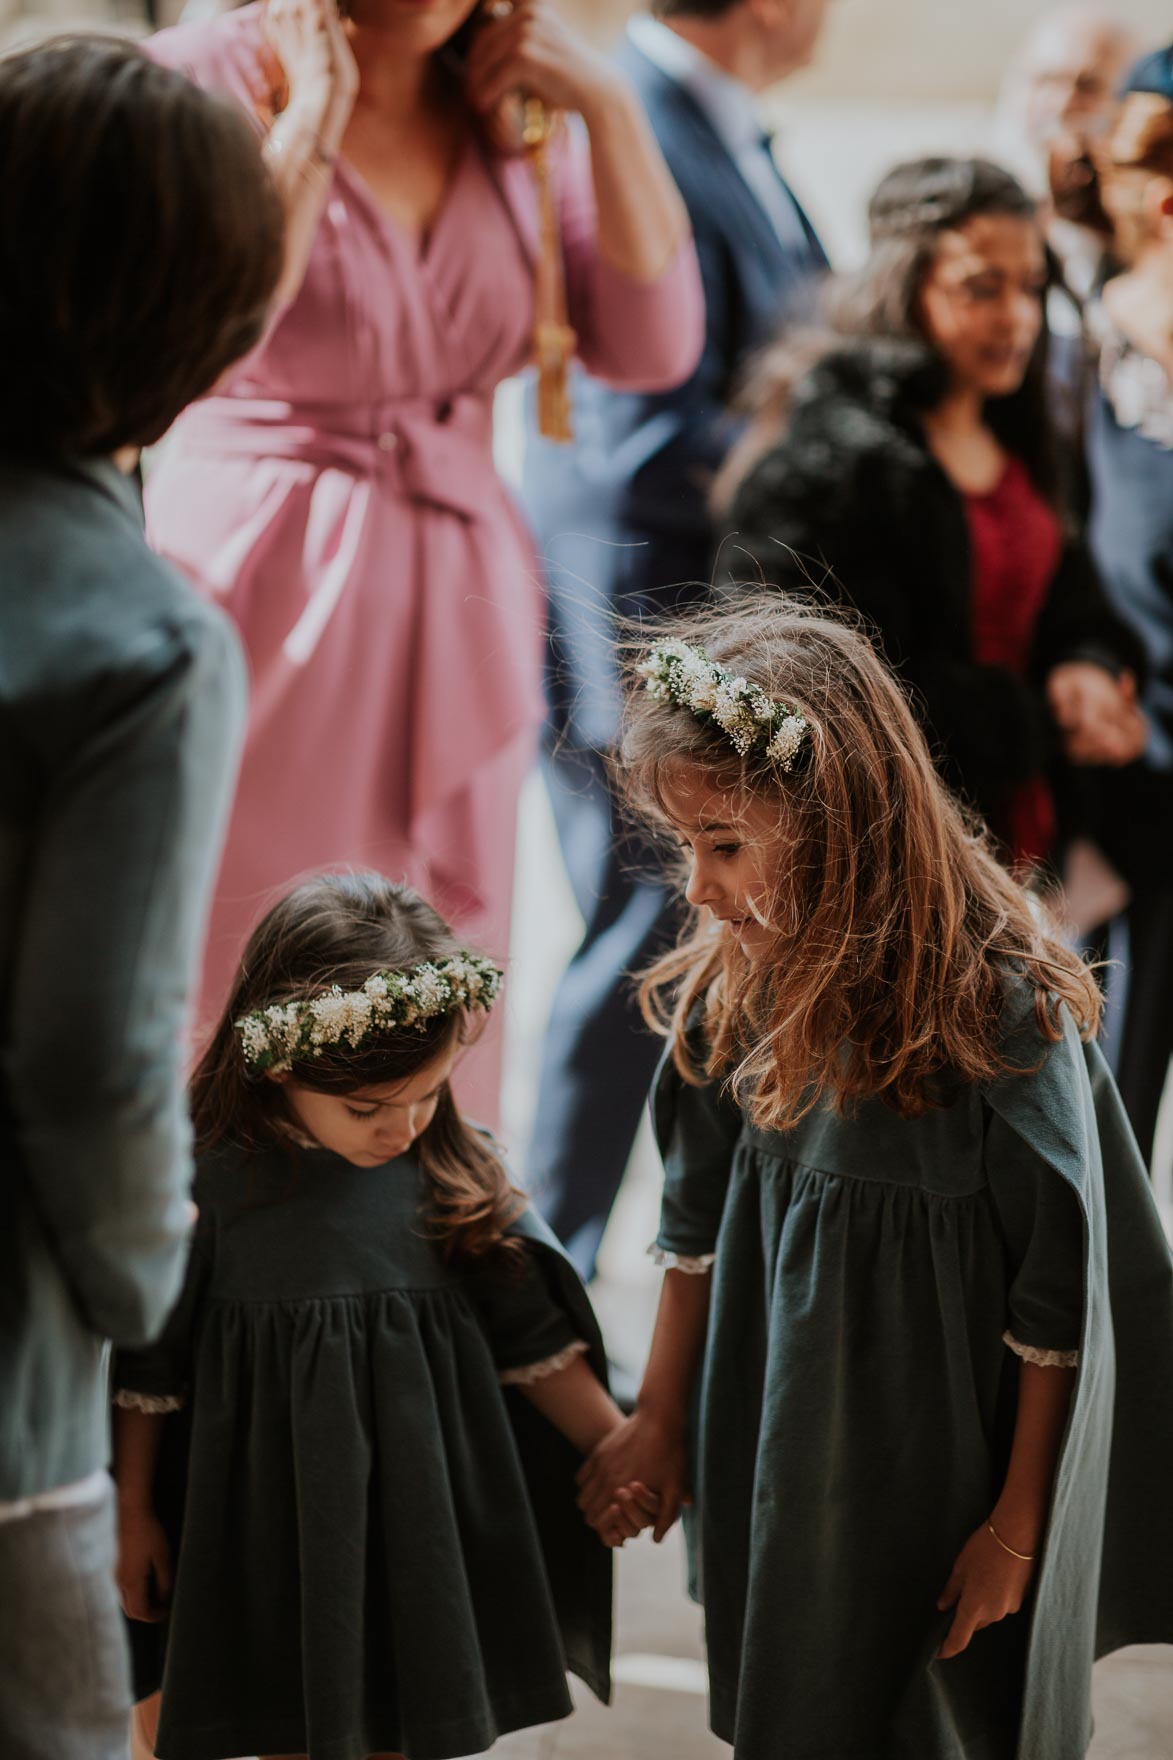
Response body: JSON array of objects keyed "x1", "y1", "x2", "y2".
[
  {"x1": 579, "y1": 597, "x2": 1173, "y2": 1760},
  {"x1": 113, "y1": 871, "x2": 647, "y2": 1760}
]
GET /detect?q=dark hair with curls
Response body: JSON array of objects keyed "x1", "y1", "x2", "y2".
[
  {"x1": 191, "y1": 872, "x2": 523, "y2": 1264},
  {"x1": 0, "y1": 36, "x2": 283, "y2": 460},
  {"x1": 619, "y1": 596, "x2": 1101, "y2": 1130},
  {"x1": 718, "y1": 156, "x2": 1057, "y2": 508}
]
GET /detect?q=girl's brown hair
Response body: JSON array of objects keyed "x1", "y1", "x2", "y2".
[
  {"x1": 191, "y1": 872, "x2": 523, "y2": 1263},
  {"x1": 619, "y1": 597, "x2": 1101, "y2": 1129}
]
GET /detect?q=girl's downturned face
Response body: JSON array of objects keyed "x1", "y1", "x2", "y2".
[
  {"x1": 917, "y1": 214, "x2": 1047, "y2": 399},
  {"x1": 283, "y1": 1043, "x2": 460, "y2": 1166},
  {"x1": 661, "y1": 765, "x2": 784, "y2": 962}
]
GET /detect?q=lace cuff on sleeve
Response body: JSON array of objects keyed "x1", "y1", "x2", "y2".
[
  {"x1": 498, "y1": 1339, "x2": 590, "y2": 1386},
  {"x1": 648, "y1": 1243, "x2": 715, "y2": 1275},
  {"x1": 112, "y1": 1390, "x2": 185, "y2": 1414},
  {"x1": 1003, "y1": 1331, "x2": 1079, "y2": 1370}
]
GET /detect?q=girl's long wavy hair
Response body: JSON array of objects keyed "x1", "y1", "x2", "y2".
[
  {"x1": 619, "y1": 598, "x2": 1101, "y2": 1127},
  {"x1": 191, "y1": 872, "x2": 523, "y2": 1264}
]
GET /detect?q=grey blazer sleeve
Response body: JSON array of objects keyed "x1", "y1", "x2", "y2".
[{"x1": 7, "y1": 607, "x2": 246, "y2": 1347}]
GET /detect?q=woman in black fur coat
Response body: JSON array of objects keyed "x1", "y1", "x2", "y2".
[{"x1": 719, "y1": 157, "x2": 1146, "y2": 864}]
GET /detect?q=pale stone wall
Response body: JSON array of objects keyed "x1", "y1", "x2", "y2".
[
  {"x1": 566, "y1": 1, "x2": 1170, "y2": 99},
  {"x1": 560, "y1": 1, "x2": 1173, "y2": 264}
]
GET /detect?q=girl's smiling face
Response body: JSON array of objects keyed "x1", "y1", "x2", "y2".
[
  {"x1": 916, "y1": 213, "x2": 1047, "y2": 400},
  {"x1": 283, "y1": 1043, "x2": 460, "y2": 1166},
  {"x1": 661, "y1": 764, "x2": 784, "y2": 961}
]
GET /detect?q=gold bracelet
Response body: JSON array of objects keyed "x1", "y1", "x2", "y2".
[{"x1": 987, "y1": 1520, "x2": 1036, "y2": 1562}]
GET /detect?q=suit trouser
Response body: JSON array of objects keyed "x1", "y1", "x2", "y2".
[
  {"x1": 526, "y1": 737, "x2": 680, "y2": 1281},
  {"x1": 1105, "y1": 889, "x2": 1173, "y2": 1172},
  {"x1": 0, "y1": 1484, "x2": 131, "y2": 1760}
]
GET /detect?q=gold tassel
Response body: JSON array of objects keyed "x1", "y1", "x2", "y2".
[{"x1": 523, "y1": 97, "x2": 575, "y2": 444}]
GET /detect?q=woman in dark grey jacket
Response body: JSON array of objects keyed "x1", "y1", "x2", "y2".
[
  {"x1": 0, "y1": 37, "x2": 282, "y2": 1760},
  {"x1": 720, "y1": 157, "x2": 1146, "y2": 866}
]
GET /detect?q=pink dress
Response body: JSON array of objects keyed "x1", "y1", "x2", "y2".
[{"x1": 147, "y1": 8, "x2": 703, "y2": 1121}]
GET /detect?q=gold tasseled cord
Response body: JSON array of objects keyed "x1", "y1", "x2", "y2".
[{"x1": 523, "y1": 97, "x2": 575, "y2": 444}]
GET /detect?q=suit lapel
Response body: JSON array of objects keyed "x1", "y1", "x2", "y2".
[{"x1": 618, "y1": 41, "x2": 814, "y2": 277}]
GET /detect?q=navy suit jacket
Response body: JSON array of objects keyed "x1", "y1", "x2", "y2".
[{"x1": 523, "y1": 39, "x2": 828, "y2": 746}]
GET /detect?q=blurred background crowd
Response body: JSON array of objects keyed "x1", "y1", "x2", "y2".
[
  {"x1": 11, "y1": 0, "x2": 1170, "y2": 1293},
  {"x1": 6, "y1": 3, "x2": 1173, "y2": 1756}
]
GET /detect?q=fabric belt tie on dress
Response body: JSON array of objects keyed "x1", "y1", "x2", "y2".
[{"x1": 172, "y1": 394, "x2": 498, "y2": 523}]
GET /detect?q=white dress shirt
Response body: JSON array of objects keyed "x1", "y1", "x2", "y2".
[{"x1": 627, "y1": 14, "x2": 806, "y2": 248}]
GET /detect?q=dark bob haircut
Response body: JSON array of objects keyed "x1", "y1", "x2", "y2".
[{"x1": 0, "y1": 36, "x2": 284, "y2": 458}]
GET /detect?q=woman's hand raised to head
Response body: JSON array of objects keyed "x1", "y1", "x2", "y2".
[
  {"x1": 263, "y1": 0, "x2": 358, "y2": 140},
  {"x1": 260, "y1": 0, "x2": 359, "y2": 310},
  {"x1": 464, "y1": 0, "x2": 624, "y2": 131}
]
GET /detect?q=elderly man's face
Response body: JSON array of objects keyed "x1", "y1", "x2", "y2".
[{"x1": 1021, "y1": 15, "x2": 1136, "y2": 150}]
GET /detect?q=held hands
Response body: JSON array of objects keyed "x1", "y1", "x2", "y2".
[
  {"x1": 936, "y1": 1521, "x2": 1037, "y2": 1661},
  {"x1": 464, "y1": 0, "x2": 624, "y2": 130},
  {"x1": 1046, "y1": 663, "x2": 1148, "y2": 767},
  {"x1": 116, "y1": 1504, "x2": 174, "y2": 1624},
  {"x1": 577, "y1": 1407, "x2": 690, "y2": 1547}
]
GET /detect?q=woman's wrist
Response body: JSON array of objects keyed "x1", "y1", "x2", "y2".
[
  {"x1": 274, "y1": 85, "x2": 352, "y2": 154},
  {"x1": 575, "y1": 69, "x2": 637, "y2": 140}
]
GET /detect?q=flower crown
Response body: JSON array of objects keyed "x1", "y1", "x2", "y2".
[
  {"x1": 637, "y1": 640, "x2": 809, "y2": 771},
  {"x1": 235, "y1": 954, "x2": 503, "y2": 1077}
]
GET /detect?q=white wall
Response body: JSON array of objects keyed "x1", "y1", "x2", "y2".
[
  {"x1": 569, "y1": 1, "x2": 1169, "y2": 99},
  {"x1": 565, "y1": 1, "x2": 1173, "y2": 266}
]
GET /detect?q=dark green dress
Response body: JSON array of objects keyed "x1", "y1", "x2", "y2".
[
  {"x1": 653, "y1": 1001, "x2": 1173, "y2": 1760},
  {"x1": 114, "y1": 1141, "x2": 611, "y2": 1760}
]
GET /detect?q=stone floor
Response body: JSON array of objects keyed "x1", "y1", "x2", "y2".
[{"x1": 469, "y1": 1525, "x2": 1173, "y2": 1759}]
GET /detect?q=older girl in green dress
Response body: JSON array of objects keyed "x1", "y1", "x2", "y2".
[
  {"x1": 112, "y1": 872, "x2": 647, "y2": 1760},
  {"x1": 580, "y1": 599, "x2": 1173, "y2": 1760}
]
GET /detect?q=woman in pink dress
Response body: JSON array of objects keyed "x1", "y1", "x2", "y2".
[{"x1": 147, "y1": 0, "x2": 702, "y2": 1123}]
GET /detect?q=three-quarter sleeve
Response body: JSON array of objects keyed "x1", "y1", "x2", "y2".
[
  {"x1": 652, "y1": 1044, "x2": 743, "y2": 1272},
  {"x1": 984, "y1": 1103, "x2": 1086, "y2": 1368},
  {"x1": 554, "y1": 123, "x2": 704, "y2": 394},
  {"x1": 464, "y1": 1242, "x2": 588, "y2": 1386}
]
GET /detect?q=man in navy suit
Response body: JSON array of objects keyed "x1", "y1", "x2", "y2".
[{"x1": 522, "y1": 0, "x2": 831, "y2": 1281}]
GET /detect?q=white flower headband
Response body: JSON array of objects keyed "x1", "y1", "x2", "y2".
[
  {"x1": 235, "y1": 954, "x2": 503, "y2": 1077},
  {"x1": 637, "y1": 639, "x2": 809, "y2": 771}
]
